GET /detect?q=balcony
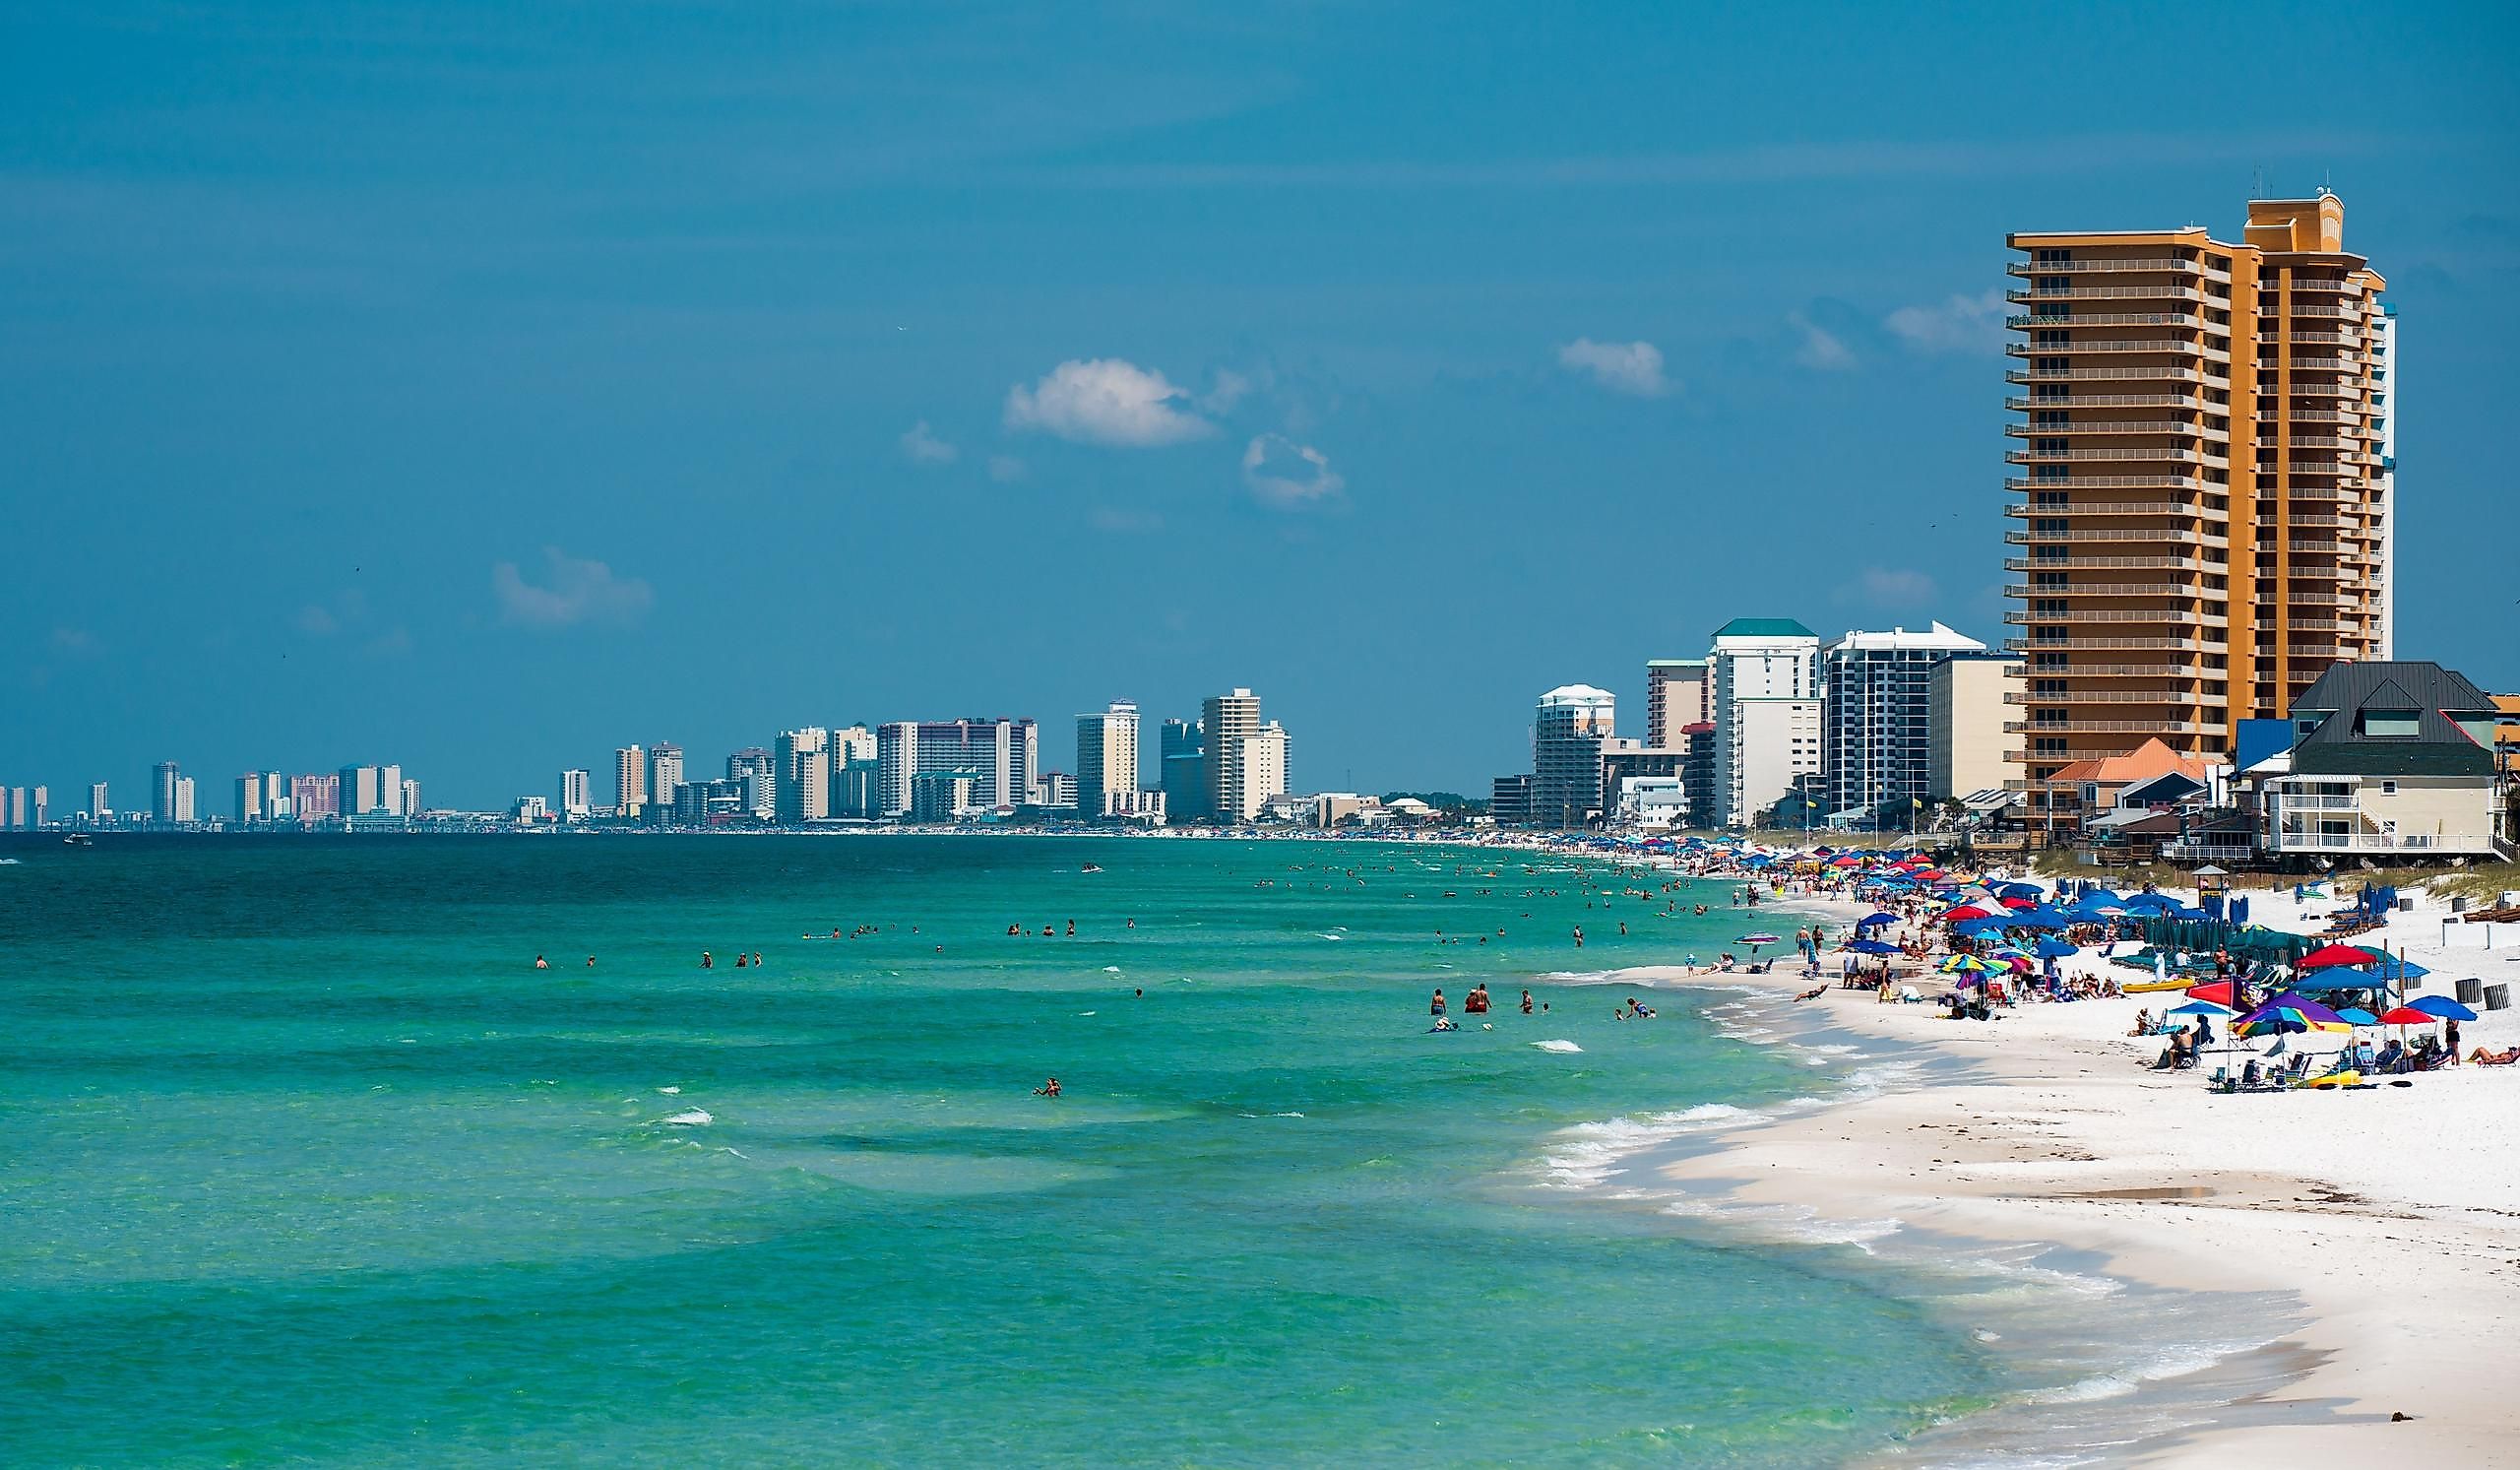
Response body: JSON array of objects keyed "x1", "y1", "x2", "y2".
[
  {"x1": 2003, "y1": 719, "x2": 2207, "y2": 735},
  {"x1": 2005, "y1": 339, "x2": 2198, "y2": 357},
  {"x1": 2008, "y1": 285, "x2": 2215, "y2": 303},
  {"x1": 2006, "y1": 475, "x2": 2218, "y2": 492},
  {"x1": 2286, "y1": 277, "x2": 2358, "y2": 293},
  {"x1": 2007, "y1": 312, "x2": 2204, "y2": 329},
  {"x1": 2005, "y1": 448, "x2": 2212, "y2": 464},
  {"x1": 2005, "y1": 608, "x2": 2207, "y2": 625},
  {"x1": 2001, "y1": 636, "x2": 2229, "y2": 653},
  {"x1": 2007, "y1": 258, "x2": 2199, "y2": 276},
  {"x1": 2002, "y1": 583, "x2": 2212, "y2": 599},
  {"x1": 2007, "y1": 365, "x2": 2214, "y2": 384},
  {"x1": 2003, "y1": 688, "x2": 2213, "y2": 705},
  {"x1": 2003, "y1": 502, "x2": 2207, "y2": 518},
  {"x1": 2005, "y1": 420, "x2": 2219, "y2": 439}
]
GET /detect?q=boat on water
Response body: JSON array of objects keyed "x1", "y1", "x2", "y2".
[
  {"x1": 1080, "y1": 863, "x2": 1103, "y2": 873},
  {"x1": 63, "y1": 833, "x2": 94, "y2": 846}
]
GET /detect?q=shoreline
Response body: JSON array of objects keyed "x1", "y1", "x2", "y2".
[{"x1": 1582, "y1": 881, "x2": 2520, "y2": 1466}]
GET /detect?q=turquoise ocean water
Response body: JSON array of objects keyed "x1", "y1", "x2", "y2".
[{"x1": 0, "y1": 834, "x2": 2011, "y2": 1466}]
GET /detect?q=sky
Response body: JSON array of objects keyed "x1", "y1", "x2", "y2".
[{"x1": 5, "y1": 1, "x2": 2516, "y2": 809}]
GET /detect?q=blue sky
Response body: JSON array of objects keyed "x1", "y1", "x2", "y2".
[{"x1": 6, "y1": 1, "x2": 2516, "y2": 807}]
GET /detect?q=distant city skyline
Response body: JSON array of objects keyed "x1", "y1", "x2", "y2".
[{"x1": 5, "y1": 4, "x2": 2514, "y2": 807}]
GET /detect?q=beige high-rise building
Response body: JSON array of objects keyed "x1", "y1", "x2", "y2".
[
  {"x1": 1075, "y1": 701, "x2": 1141, "y2": 820},
  {"x1": 649, "y1": 744, "x2": 683, "y2": 814},
  {"x1": 1928, "y1": 653, "x2": 2025, "y2": 800},
  {"x1": 2005, "y1": 192, "x2": 2390, "y2": 802},
  {"x1": 613, "y1": 745, "x2": 647, "y2": 816},
  {"x1": 1202, "y1": 688, "x2": 1262, "y2": 820},
  {"x1": 1644, "y1": 660, "x2": 1709, "y2": 750}
]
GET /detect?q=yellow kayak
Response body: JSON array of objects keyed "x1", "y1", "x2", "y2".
[
  {"x1": 2123, "y1": 979, "x2": 2194, "y2": 994},
  {"x1": 2302, "y1": 1070, "x2": 2362, "y2": 1089}
]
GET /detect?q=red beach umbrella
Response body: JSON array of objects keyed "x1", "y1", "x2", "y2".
[
  {"x1": 1942, "y1": 905, "x2": 1995, "y2": 922},
  {"x1": 2000, "y1": 895, "x2": 2038, "y2": 909},
  {"x1": 2183, "y1": 979, "x2": 2240, "y2": 1007},
  {"x1": 2297, "y1": 943, "x2": 2381, "y2": 971},
  {"x1": 2377, "y1": 1006, "x2": 2434, "y2": 1026}
]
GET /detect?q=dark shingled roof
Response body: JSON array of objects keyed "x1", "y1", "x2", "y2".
[{"x1": 2287, "y1": 661, "x2": 2497, "y2": 777}]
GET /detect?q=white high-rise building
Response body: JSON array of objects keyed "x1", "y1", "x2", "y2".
[
  {"x1": 1821, "y1": 622, "x2": 1987, "y2": 822},
  {"x1": 153, "y1": 762, "x2": 181, "y2": 823},
  {"x1": 877, "y1": 720, "x2": 1038, "y2": 817},
  {"x1": 613, "y1": 745, "x2": 647, "y2": 817},
  {"x1": 89, "y1": 781, "x2": 110, "y2": 822},
  {"x1": 171, "y1": 775, "x2": 197, "y2": 825},
  {"x1": 832, "y1": 726, "x2": 877, "y2": 765},
  {"x1": 1229, "y1": 722, "x2": 1290, "y2": 821},
  {"x1": 726, "y1": 748, "x2": 776, "y2": 819},
  {"x1": 1707, "y1": 618, "x2": 1822, "y2": 827},
  {"x1": 560, "y1": 768, "x2": 593, "y2": 820},
  {"x1": 1075, "y1": 701, "x2": 1141, "y2": 820},
  {"x1": 776, "y1": 729, "x2": 829, "y2": 823},
  {"x1": 1530, "y1": 684, "x2": 1617, "y2": 828}
]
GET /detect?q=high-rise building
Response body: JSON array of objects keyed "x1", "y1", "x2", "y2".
[
  {"x1": 1227, "y1": 723, "x2": 1289, "y2": 822},
  {"x1": 1030, "y1": 771, "x2": 1081, "y2": 809},
  {"x1": 341, "y1": 765, "x2": 389, "y2": 817},
  {"x1": 1160, "y1": 719, "x2": 1208, "y2": 821},
  {"x1": 877, "y1": 720, "x2": 1038, "y2": 817},
  {"x1": 832, "y1": 726, "x2": 877, "y2": 765},
  {"x1": 1645, "y1": 660, "x2": 1711, "y2": 750},
  {"x1": 1530, "y1": 684, "x2": 1617, "y2": 828},
  {"x1": 1202, "y1": 690, "x2": 1264, "y2": 821},
  {"x1": 235, "y1": 774, "x2": 264, "y2": 824},
  {"x1": 1929, "y1": 652, "x2": 2026, "y2": 801},
  {"x1": 1, "y1": 789, "x2": 20, "y2": 830},
  {"x1": 2005, "y1": 192, "x2": 2391, "y2": 799},
  {"x1": 88, "y1": 781, "x2": 109, "y2": 822},
  {"x1": 400, "y1": 778, "x2": 421, "y2": 817},
  {"x1": 560, "y1": 768, "x2": 593, "y2": 820},
  {"x1": 262, "y1": 773, "x2": 290, "y2": 819},
  {"x1": 1707, "y1": 618, "x2": 1822, "y2": 827},
  {"x1": 649, "y1": 745, "x2": 683, "y2": 819},
  {"x1": 726, "y1": 747, "x2": 775, "y2": 819},
  {"x1": 1075, "y1": 701, "x2": 1141, "y2": 820},
  {"x1": 1822, "y1": 623, "x2": 1988, "y2": 823},
  {"x1": 152, "y1": 762, "x2": 181, "y2": 824},
  {"x1": 612, "y1": 745, "x2": 647, "y2": 817},
  {"x1": 291, "y1": 773, "x2": 340, "y2": 820},
  {"x1": 1489, "y1": 773, "x2": 1534, "y2": 827},
  {"x1": 832, "y1": 755, "x2": 879, "y2": 819},
  {"x1": 776, "y1": 729, "x2": 829, "y2": 823},
  {"x1": 32, "y1": 785, "x2": 47, "y2": 828},
  {"x1": 170, "y1": 775, "x2": 196, "y2": 824}
]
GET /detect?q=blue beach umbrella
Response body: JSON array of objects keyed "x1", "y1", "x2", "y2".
[
  {"x1": 2337, "y1": 1007, "x2": 2380, "y2": 1026},
  {"x1": 1846, "y1": 939, "x2": 1899, "y2": 955},
  {"x1": 1858, "y1": 912, "x2": 1901, "y2": 929},
  {"x1": 2033, "y1": 937, "x2": 2080, "y2": 959},
  {"x1": 2122, "y1": 894, "x2": 2179, "y2": 914},
  {"x1": 2406, "y1": 995, "x2": 2478, "y2": 1021}
]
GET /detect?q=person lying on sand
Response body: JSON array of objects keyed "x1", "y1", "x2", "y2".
[{"x1": 2470, "y1": 1047, "x2": 2520, "y2": 1066}]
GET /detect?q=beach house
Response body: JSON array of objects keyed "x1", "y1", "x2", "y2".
[{"x1": 2250, "y1": 661, "x2": 2507, "y2": 863}]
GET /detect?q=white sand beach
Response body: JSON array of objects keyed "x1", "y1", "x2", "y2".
[{"x1": 1622, "y1": 877, "x2": 2520, "y2": 1464}]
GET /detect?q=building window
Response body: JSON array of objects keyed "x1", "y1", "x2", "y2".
[
  {"x1": 2379, "y1": 780, "x2": 2398, "y2": 795},
  {"x1": 2359, "y1": 710, "x2": 2420, "y2": 738}
]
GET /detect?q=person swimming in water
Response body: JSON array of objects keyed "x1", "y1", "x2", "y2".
[{"x1": 1034, "y1": 1077, "x2": 1061, "y2": 1098}]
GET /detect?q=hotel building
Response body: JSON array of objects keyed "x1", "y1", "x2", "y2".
[
  {"x1": 2005, "y1": 192, "x2": 2391, "y2": 811},
  {"x1": 1707, "y1": 619, "x2": 1821, "y2": 827},
  {"x1": 1075, "y1": 701, "x2": 1141, "y2": 820},
  {"x1": 1644, "y1": 660, "x2": 1711, "y2": 750},
  {"x1": 1821, "y1": 623, "x2": 1987, "y2": 822},
  {"x1": 1928, "y1": 652, "x2": 2026, "y2": 801},
  {"x1": 1530, "y1": 684, "x2": 1617, "y2": 828},
  {"x1": 877, "y1": 719, "x2": 1039, "y2": 817},
  {"x1": 613, "y1": 745, "x2": 647, "y2": 818}
]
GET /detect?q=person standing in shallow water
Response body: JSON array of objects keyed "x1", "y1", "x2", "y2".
[{"x1": 1429, "y1": 989, "x2": 1446, "y2": 1017}]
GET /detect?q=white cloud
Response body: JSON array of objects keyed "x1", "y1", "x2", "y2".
[
  {"x1": 1004, "y1": 358, "x2": 1214, "y2": 446},
  {"x1": 1240, "y1": 433, "x2": 1345, "y2": 509},
  {"x1": 1790, "y1": 313, "x2": 1856, "y2": 371},
  {"x1": 1885, "y1": 289, "x2": 2008, "y2": 354},
  {"x1": 293, "y1": 604, "x2": 339, "y2": 636},
  {"x1": 1858, "y1": 567, "x2": 1937, "y2": 603},
  {"x1": 1555, "y1": 338, "x2": 1671, "y2": 397},
  {"x1": 493, "y1": 548, "x2": 654, "y2": 629},
  {"x1": 986, "y1": 454, "x2": 1027, "y2": 482},
  {"x1": 900, "y1": 419, "x2": 959, "y2": 465},
  {"x1": 1198, "y1": 366, "x2": 1259, "y2": 415}
]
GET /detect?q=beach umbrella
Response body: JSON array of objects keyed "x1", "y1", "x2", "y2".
[
  {"x1": 2183, "y1": 979, "x2": 2240, "y2": 1007},
  {"x1": 1995, "y1": 881, "x2": 2044, "y2": 899},
  {"x1": 2009, "y1": 908, "x2": 2073, "y2": 930},
  {"x1": 2033, "y1": 937, "x2": 2079, "y2": 959},
  {"x1": 2234, "y1": 993, "x2": 2355, "y2": 1038},
  {"x1": 1939, "y1": 954, "x2": 1994, "y2": 973},
  {"x1": 2345, "y1": 956, "x2": 2429, "y2": 982},
  {"x1": 2377, "y1": 1006, "x2": 2435, "y2": 1027},
  {"x1": 2167, "y1": 999, "x2": 2236, "y2": 1017},
  {"x1": 2297, "y1": 942, "x2": 2381, "y2": 971},
  {"x1": 1846, "y1": 938, "x2": 1899, "y2": 955},
  {"x1": 1858, "y1": 912, "x2": 1901, "y2": 929},
  {"x1": 2122, "y1": 893, "x2": 2179, "y2": 914},
  {"x1": 2337, "y1": 1007, "x2": 2380, "y2": 1026},
  {"x1": 1999, "y1": 894, "x2": 2038, "y2": 909},
  {"x1": 1942, "y1": 904, "x2": 1995, "y2": 922},
  {"x1": 2406, "y1": 995, "x2": 2477, "y2": 1021}
]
